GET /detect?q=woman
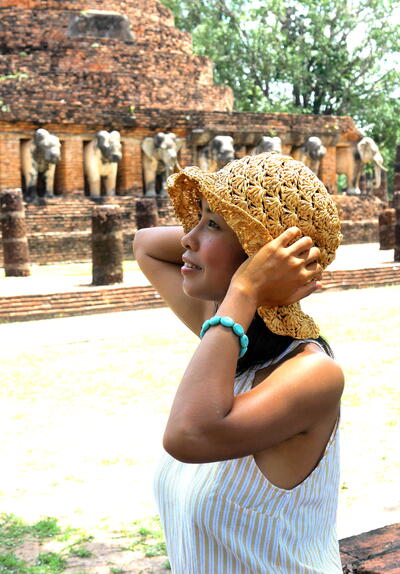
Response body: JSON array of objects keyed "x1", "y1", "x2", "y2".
[{"x1": 133, "y1": 153, "x2": 344, "y2": 573}]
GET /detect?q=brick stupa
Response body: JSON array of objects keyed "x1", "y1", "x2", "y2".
[{"x1": 0, "y1": 0, "x2": 233, "y2": 127}]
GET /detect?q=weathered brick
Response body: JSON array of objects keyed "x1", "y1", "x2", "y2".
[{"x1": 340, "y1": 523, "x2": 400, "y2": 573}]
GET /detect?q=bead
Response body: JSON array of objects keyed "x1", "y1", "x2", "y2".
[
  {"x1": 239, "y1": 346, "x2": 247, "y2": 358},
  {"x1": 220, "y1": 316, "x2": 234, "y2": 327},
  {"x1": 233, "y1": 323, "x2": 245, "y2": 337},
  {"x1": 209, "y1": 316, "x2": 221, "y2": 326}
]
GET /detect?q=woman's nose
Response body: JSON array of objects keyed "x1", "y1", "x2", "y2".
[{"x1": 181, "y1": 225, "x2": 199, "y2": 250}]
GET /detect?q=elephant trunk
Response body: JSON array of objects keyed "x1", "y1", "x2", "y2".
[{"x1": 374, "y1": 165, "x2": 381, "y2": 189}]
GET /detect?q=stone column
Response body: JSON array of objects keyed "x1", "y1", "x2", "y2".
[
  {"x1": 393, "y1": 145, "x2": 400, "y2": 194},
  {"x1": 319, "y1": 145, "x2": 337, "y2": 193},
  {"x1": 0, "y1": 189, "x2": 30, "y2": 276},
  {"x1": 55, "y1": 137, "x2": 85, "y2": 197},
  {"x1": 135, "y1": 198, "x2": 159, "y2": 230},
  {"x1": 394, "y1": 191, "x2": 400, "y2": 262},
  {"x1": 92, "y1": 205, "x2": 123, "y2": 285},
  {"x1": 378, "y1": 208, "x2": 395, "y2": 250}
]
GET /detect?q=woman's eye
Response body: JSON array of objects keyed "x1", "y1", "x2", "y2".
[{"x1": 207, "y1": 219, "x2": 219, "y2": 229}]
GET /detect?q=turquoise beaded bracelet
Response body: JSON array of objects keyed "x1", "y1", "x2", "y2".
[{"x1": 200, "y1": 316, "x2": 249, "y2": 358}]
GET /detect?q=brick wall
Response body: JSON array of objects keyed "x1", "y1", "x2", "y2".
[
  {"x1": 0, "y1": 136, "x2": 21, "y2": 189},
  {"x1": 54, "y1": 137, "x2": 85, "y2": 197},
  {"x1": 333, "y1": 195, "x2": 384, "y2": 221}
]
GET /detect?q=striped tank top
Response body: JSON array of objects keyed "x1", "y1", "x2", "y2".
[{"x1": 154, "y1": 340, "x2": 342, "y2": 573}]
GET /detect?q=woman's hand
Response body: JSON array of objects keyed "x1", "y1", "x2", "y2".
[{"x1": 229, "y1": 227, "x2": 322, "y2": 308}]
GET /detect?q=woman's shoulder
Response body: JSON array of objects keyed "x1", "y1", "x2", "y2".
[
  {"x1": 278, "y1": 341, "x2": 344, "y2": 402},
  {"x1": 253, "y1": 339, "x2": 344, "y2": 407}
]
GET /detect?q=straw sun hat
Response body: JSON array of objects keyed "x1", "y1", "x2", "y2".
[{"x1": 167, "y1": 152, "x2": 342, "y2": 339}]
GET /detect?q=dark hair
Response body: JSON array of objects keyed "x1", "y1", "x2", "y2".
[{"x1": 236, "y1": 312, "x2": 333, "y2": 375}]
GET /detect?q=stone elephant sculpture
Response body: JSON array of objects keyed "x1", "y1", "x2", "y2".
[
  {"x1": 336, "y1": 136, "x2": 386, "y2": 194},
  {"x1": 252, "y1": 136, "x2": 282, "y2": 155},
  {"x1": 20, "y1": 128, "x2": 61, "y2": 204},
  {"x1": 141, "y1": 132, "x2": 184, "y2": 197},
  {"x1": 84, "y1": 130, "x2": 122, "y2": 197},
  {"x1": 291, "y1": 136, "x2": 326, "y2": 175},
  {"x1": 198, "y1": 135, "x2": 235, "y2": 172}
]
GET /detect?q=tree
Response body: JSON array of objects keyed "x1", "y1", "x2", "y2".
[{"x1": 161, "y1": 0, "x2": 400, "y2": 186}]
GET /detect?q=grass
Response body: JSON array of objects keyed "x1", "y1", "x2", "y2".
[
  {"x1": 0, "y1": 515, "x2": 72, "y2": 574},
  {"x1": 0, "y1": 514, "x2": 168, "y2": 573},
  {"x1": 125, "y1": 517, "x2": 167, "y2": 558}
]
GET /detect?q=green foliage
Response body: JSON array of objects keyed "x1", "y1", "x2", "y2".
[
  {"x1": 127, "y1": 517, "x2": 167, "y2": 558},
  {"x1": 0, "y1": 514, "x2": 168, "y2": 572},
  {"x1": 0, "y1": 515, "x2": 31, "y2": 551},
  {"x1": 161, "y1": 0, "x2": 400, "y2": 183},
  {"x1": 68, "y1": 546, "x2": 92, "y2": 558},
  {"x1": 30, "y1": 518, "x2": 61, "y2": 540},
  {"x1": 0, "y1": 551, "x2": 67, "y2": 574},
  {"x1": 33, "y1": 552, "x2": 67, "y2": 573},
  {"x1": 0, "y1": 552, "x2": 26, "y2": 573},
  {"x1": 0, "y1": 515, "x2": 89, "y2": 574}
]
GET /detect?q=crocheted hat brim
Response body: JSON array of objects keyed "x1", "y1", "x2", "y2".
[{"x1": 167, "y1": 154, "x2": 341, "y2": 339}]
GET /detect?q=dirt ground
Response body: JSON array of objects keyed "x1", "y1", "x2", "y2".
[
  {"x1": 15, "y1": 534, "x2": 170, "y2": 574},
  {"x1": 1, "y1": 246, "x2": 399, "y2": 573}
]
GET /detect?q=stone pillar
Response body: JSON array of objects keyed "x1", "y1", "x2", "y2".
[
  {"x1": 55, "y1": 137, "x2": 85, "y2": 197},
  {"x1": 0, "y1": 189, "x2": 30, "y2": 276},
  {"x1": 117, "y1": 138, "x2": 143, "y2": 196},
  {"x1": 0, "y1": 136, "x2": 21, "y2": 191},
  {"x1": 319, "y1": 145, "x2": 337, "y2": 193},
  {"x1": 378, "y1": 208, "x2": 395, "y2": 250},
  {"x1": 135, "y1": 198, "x2": 159, "y2": 230},
  {"x1": 91, "y1": 205, "x2": 123, "y2": 285},
  {"x1": 393, "y1": 145, "x2": 400, "y2": 193},
  {"x1": 394, "y1": 191, "x2": 400, "y2": 262}
]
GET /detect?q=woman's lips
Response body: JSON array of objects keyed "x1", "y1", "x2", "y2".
[{"x1": 181, "y1": 259, "x2": 202, "y2": 272}]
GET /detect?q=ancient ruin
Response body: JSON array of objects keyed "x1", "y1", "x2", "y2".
[{"x1": 0, "y1": 0, "x2": 390, "y2": 265}]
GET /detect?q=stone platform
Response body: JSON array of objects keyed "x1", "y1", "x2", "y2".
[
  {"x1": 0, "y1": 243, "x2": 399, "y2": 323},
  {"x1": 340, "y1": 523, "x2": 400, "y2": 573}
]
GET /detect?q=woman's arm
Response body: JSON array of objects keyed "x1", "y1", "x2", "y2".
[
  {"x1": 163, "y1": 229, "x2": 344, "y2": 463},
  {"x1": 133, "y1": 226, "x2": 212, "y2": 334}
]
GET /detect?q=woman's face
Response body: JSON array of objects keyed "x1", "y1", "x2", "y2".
[{"x1": 180, "y1": 198, "x2": 247, "y2": 303}]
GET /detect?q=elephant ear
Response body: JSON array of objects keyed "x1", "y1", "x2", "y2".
[
  {"x1": 154, "y1": 132, "x2": 166, "y2": 148},
  {"x1": 176, "y1": 137, "x2": 185, "y2": 153},
  {"x1": 96, "y1": 130, "x2": 109, "y2": 146},
  {"x1": 142, "y1": 137, "x2": 155, "y2": 158},
  {"x1": 357, "y1": 138, "x2": 368, "y2": 160},
  {"x1": 357, "y1": 137, "x2": 380, "y2": 163},
  {"x1": 110, "y1": 130, "x2": 121, "y2": 142},
  {"x1": 34, "y1": 128, "x2": 48, "y2": 144}
]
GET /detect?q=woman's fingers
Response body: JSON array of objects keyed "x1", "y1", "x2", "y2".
[
  {"x1": 277, "y1": 226, "x2": 303, "y2": 247},
  {"x1": 279, "y1": 229, "x2": 321, "y2": 269},
  {"x1": 303, "y1": 247, "x2": 321, "y2": 271}
]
